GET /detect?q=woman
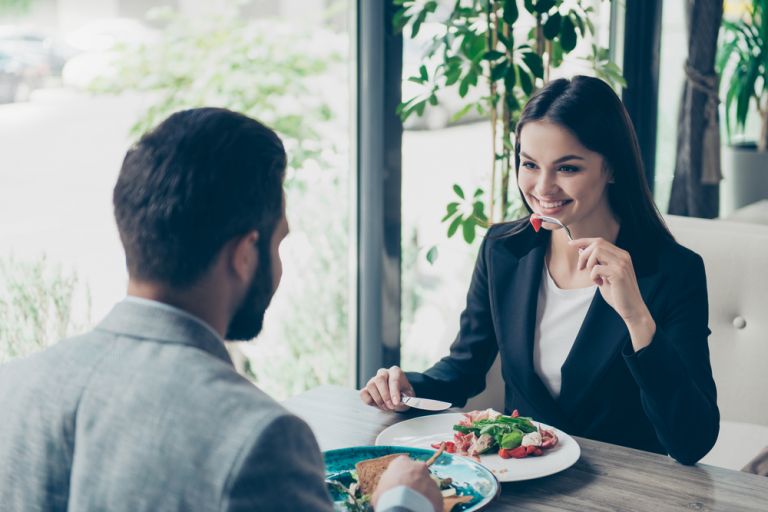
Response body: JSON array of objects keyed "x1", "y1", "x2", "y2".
[{"x1": 361, "y1": 76, "x2": 719, "y2": 465}]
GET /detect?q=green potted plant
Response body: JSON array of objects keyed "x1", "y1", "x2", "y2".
[
  {"x1": 394, "y1": 0, "x2": 626, "y2": 262},
  {"x1": 717, "y1": 0, "x2": 768, "y2": 213},
  {"x1": 394, "y1": 0, "x2": 623, "y2": 259}
]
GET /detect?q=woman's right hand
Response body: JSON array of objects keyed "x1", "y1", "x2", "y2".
[{"x1": 360, "y1": 365, "x2": 415, "y2": 412}]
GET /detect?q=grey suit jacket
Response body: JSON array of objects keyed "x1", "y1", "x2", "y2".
[{"x1": 0, "y1": 300, "x2": 333, "y2": 511}]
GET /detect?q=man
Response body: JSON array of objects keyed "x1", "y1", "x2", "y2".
[{"x1": 0, "y1": 108, "x2": 441, "y2": 511}]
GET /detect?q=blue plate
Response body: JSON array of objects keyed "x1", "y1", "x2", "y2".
[{"x1": 324, "y1": 445, "x2": 500, "y2": 511}]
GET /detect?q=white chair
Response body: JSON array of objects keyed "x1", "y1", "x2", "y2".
[
  {"x1": 465, "y1": 215, "x2": 768, "y2": 470},
  {"x1": 666, "y1": 215, "x2": 768, "y2": 470}
]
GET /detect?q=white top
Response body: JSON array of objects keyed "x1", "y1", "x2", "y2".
[{"x1": 533, "y1": 264, "x2": 597, "y2": 399}]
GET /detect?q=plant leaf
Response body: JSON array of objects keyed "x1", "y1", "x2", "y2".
[
  {"x1": 503, "y1": 0, "x2": 519, "y2": 24},
  {"x1": 447, "y1": 215, "x2": 463, "y2": 237},
  {"x1": 426, "y1": 245, "x2": 439, "y2": 265},
  {"x1": 473, "y1": 200, "x2": 488, "y2": 222},
  {"x1": 483, "y1": 50, "x2": 506, "y2": 61},
  {"x1": 518, "y1": 66, "x2": 533, "y2": 95},
  {"x1": 524, "y1": 0, "x2": 535, "y2": 14},
  {"x1": 442, "y1": 202, "x2": 460, "y2": 221},
  {"x1": 393, "y1": 9, "x2": 410, "y2": 32},
  {"x1": 491, "y1": 60, "x2": 509, "y2": 81},
  {"x1": 550, "y1": 39, "x2": 564, "y2": 67},
  {"x1": 411, "y1": 9, "x2": 429, "y2": 37},
  {"x1": 521, "y1": 51, "x2": 544, "y2": 79},
  {"x1": 453, "y1": 184, "x2": 465, "y2": 199},
  {"x1": 571, "y1": 10, "x2": 586, "y2": 36},
  {"x1": 560, "y1": 15, "x2": 577, "y2": 52},
  {"x1": 450, "y1": 102, "x2": 476, "y2": 122},
  {"x1": 534, "y1": 0, "x2": 556, "y2": 14},
  {"x1": 543, "y1": 12, "x2": 561, "y2": 40},
  {"x1": 459, "y1": 72, "x2": 475, "y2": 97},
  {"x1": 462, "y1": 219, "x2": 477, "y2": 243},
  {"x1": 505, "y1": 65, "x2": 517, "y2": 89}
]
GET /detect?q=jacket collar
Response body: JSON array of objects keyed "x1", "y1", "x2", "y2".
[
  {"x1": 490, "y1": 221, "x2": 661, "y2": 424},
  {"x1": 95, "y1": 299, "x2": 233, "y2": 366}
]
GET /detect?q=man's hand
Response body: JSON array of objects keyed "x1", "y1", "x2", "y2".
[{"x1": 372, "y1": 456, "x2": 442, "y2": 512}]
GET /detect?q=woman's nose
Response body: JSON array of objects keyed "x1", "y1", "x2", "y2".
[{"x1": 535, "y1": 169, "x2": 558, "y2": 193}]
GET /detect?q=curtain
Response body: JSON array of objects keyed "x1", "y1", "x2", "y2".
[{"x1": 668, "y1": 0, "x2": 723, "y2": 218}]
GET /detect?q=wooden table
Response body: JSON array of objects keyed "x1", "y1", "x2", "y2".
[{"x1": 284, "y1": 385, "x2": 768, "y2": 512}]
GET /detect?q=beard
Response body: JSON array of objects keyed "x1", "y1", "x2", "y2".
[{"x1": 225, "y1": 240, "x2": 275, "y2": 341}]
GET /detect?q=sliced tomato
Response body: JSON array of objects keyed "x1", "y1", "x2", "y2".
[
  {"x1": 431, "y1": 441, "x2": 457, "y2": 453},
  {"x1": 499, "y1": 446, "x2": 529, "y2": 459},
  {"x1": 530, "y1": 215, "x2": 542, "y2": 232}
]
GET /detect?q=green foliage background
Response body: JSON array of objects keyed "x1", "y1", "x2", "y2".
[
  {"x1": 89, "y1": 6, "x2": 351, "y2": 398},
  {"x1": 0, "y1": 255, "x2": 91, "y2": 363}
]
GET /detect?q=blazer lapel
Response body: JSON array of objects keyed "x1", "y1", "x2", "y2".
[
  {"x1": 558, "y1": 229, "x2": 662, "y2": 417},
  {"x1": 557, "y1": 291, "x2": 627, "y2": 415},
  {"x1": 491, "y1": 230, "x2": 567, "y2": 425}
]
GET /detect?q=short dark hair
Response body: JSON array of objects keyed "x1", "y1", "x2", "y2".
[
  {"x1": 113, "y1": 107, "x2": 286, "y2": 287},
  {"x1": 514, "y1": 75, "x2": 673, "y2": 244}
]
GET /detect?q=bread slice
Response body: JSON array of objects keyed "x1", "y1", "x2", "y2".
[
  {"x1": 354, "y1": 453, "x2": 407, "y2": 495},
  {"x1": 444, "y1": 494, "x2": 473, "y2": 511}
]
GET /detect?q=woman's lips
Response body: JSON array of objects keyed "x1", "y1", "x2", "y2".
[{"x1": 533, "y1": 197, "x2": 572, "y2": 214}]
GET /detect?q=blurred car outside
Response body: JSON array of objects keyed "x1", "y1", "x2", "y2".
[
  {"x1": 0, "y1": 48, "x2": 48, "y2": 103},
  {"x1": 0, "y1": 26, "x2": 76, "y2": 77}
]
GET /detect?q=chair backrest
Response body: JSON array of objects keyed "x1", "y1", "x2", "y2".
[
  {"x1": 666, "y1": 214, "x2": 768, "y2": 426},
  {"x1": 466, "y1": 215, "x2": 768, "y2": 427}
]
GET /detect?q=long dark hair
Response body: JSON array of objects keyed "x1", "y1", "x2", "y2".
[{"x1": 512, "y1": 75, "x2": 672, "y2": 243}]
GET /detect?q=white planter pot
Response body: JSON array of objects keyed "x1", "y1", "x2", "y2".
[{"x1": 720, "y1": 144, "x2": 768, "y2": 217}]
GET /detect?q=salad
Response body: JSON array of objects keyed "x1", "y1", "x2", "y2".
[{"x1": 431, "y1": 409, "x2": 558, "y2": 459}]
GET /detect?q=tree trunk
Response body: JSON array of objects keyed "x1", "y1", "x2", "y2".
[
  {"x1": 759, "y1": 105, "x2": 768, "y2": 152},
  {"x1": 668, "y1": 0, "x2": 723, "y2": 218}
]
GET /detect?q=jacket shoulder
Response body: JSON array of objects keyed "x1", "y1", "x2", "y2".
[{"x1": 656, "y1": 236, "x2": 705, "y2": 271}]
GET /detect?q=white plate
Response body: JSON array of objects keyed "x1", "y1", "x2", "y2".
[{"x1": 375, "y1": 413, "x2": 581, "y2": 482}]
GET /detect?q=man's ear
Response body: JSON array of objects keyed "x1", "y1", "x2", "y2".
[{"x1": 230, "y1": 230, "x2": 260, "y2": 283}]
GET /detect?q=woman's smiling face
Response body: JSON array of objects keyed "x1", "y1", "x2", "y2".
[{"x1": 517, "y1": 120, "x2": 616, "y2": 234}]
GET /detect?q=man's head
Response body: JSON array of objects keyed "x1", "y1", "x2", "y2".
[{"x1": 113, "y1": 107, "x2": 287, "y2": 339}]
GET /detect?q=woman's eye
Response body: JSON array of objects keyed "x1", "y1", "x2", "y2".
[
  {"x1": 558, "y1": 165, "x2": 579, "y2": 173},
  {"x1": 522, "y1": 161, "x2": 537, "y2": 169}
]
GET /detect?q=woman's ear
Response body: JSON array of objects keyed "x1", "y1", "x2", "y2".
[
  {"x1": 602, "y1": 160, "x2": 615, "y2": 184},
  {"x1": 230, "y1": 230, "x2": 260, "y2": 283}
]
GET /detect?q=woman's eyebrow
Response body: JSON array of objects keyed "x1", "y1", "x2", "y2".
[
  {"x1": 553, "y1": 154, "x2": 585, "y2": 164},
  {"x1": 520, "y1": 152, "x2": 585, "y2": 164}
]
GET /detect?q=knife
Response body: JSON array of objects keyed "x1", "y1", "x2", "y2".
[{"x1": 400, "y1": 394, "x2": 452, "y2": 411}]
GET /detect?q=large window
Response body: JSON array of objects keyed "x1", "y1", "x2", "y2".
[
  {"x1": 653, "y1": 0, "x2": 686, "y2": 213},
  {"x1": 0, "y1": 0, "x2": 354, "y2": 399}
]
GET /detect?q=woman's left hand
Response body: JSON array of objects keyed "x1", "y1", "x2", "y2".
[{"x1": 570, "y1": 237, "x2": 656, "y2": 350}]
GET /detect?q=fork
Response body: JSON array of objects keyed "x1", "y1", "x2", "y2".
[{"x1": 535, "y1": 214, "x2": 574, "y2": 241}]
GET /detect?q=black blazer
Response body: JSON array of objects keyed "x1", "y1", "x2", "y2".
[{"x1": 407, "y1": 219, "x2": 719, "y2": 465}]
